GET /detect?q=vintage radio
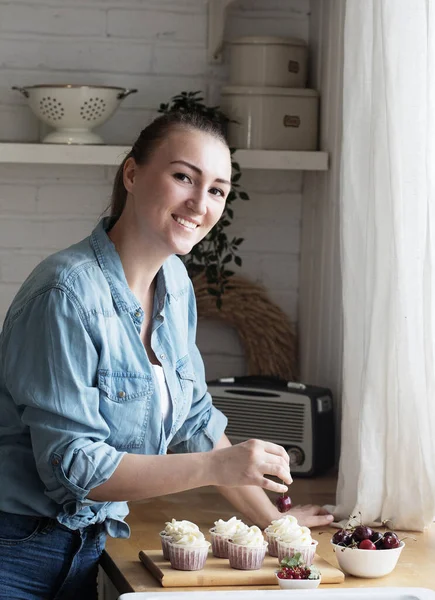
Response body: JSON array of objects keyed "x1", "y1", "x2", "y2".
[{"x1": 207, "y1": 376, "x2": 335, "y2": 476}]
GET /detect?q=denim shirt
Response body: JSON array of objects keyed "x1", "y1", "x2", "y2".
[{"x1": 0, "y1": 217, "x2": 227, "y2": 538}]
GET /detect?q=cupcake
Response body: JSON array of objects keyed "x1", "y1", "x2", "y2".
[
  {"x1": 227, "y1": 525, "x2": 268, "y2": 570},
  {"x1": 209, "y1": 516, "x2": 249, "y2": 558},
  {"x1": 159, "y1": 519, "x2": 199, "y2": 560},
  {"x1": 167, "y1": 530, "x2": 211, "y2": 571},
  {"x1": 264, "y1": 515, "x2": 300, "y2": 557},
  {"x1": 276, "y1": 524, "x2": 318, "y2": 566}
]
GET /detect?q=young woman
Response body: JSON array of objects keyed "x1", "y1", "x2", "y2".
[{"x1": 0, "y1": 112, "x2": 332, "y2": 599}]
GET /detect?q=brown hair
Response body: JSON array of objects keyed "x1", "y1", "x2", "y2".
[{"x1": 109, "y1": 111, "x2": 229, "y2": 222}]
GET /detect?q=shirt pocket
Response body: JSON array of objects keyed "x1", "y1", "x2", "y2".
[{"x1": 97, "y1": 370, "x2": 153, "y2": 450}]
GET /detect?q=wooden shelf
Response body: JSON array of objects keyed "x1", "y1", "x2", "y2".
[
  {"x1": 235, "y1": 149, "x2": 328, "y2": 171},
  {"x1": 0, "y1": 144, "x2": 130, "y2": 167},
  {"x1": 0, "y1": 143, "x2": 328, "y2": 171}
]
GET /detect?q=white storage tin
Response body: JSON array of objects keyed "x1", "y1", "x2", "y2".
[
  {"x1": 220, "y1": 86, "x2": 319, "y2": 150},
  {"x1": 229, "y1": 36, "x2": 308, "y2": 88}
]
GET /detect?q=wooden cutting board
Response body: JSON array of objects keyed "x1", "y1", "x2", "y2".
[{"x1": 139, "y1": 549, "x2": 344, "y2": 587}]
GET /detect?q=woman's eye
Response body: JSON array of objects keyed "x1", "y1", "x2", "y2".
[
  {"x1": 174, "y1": 172, "x2": 191, "y2": 183},
  {"x1": 209, "y1": 187, "x2": 225, "y2": 198}
]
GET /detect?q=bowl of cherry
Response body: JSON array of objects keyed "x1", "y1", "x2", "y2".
[
  {"x1": 331, "y1": 524, "x2": 405, "y2": 578},
  {"x1": 275, "y1": 552, "x2": 321, "y2": 589}
]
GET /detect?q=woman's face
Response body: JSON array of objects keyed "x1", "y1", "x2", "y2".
[{"x1": 123, "y1": 127, "x2": 232, "y2": 257}]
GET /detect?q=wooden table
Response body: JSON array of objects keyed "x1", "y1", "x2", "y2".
[{"x1": 102, "y1": 473, "x2": 435, "y2": 594}]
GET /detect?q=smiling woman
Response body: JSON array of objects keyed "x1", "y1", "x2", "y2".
[
  {"x1": 109, "y1": 122, "x2": 231, "y2": 264},
  {"x1": 0, "y1": 111, "x2": 332, "y2": 600}
]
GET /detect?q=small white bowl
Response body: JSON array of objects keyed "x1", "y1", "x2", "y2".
[
  {"x1": 331, "y1": 541, "x2": 405, "y2": 578},
  {"x1": 275, "y1": 573, "x2": 321, "y2": 589}
]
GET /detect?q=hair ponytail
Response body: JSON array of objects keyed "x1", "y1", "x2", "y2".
[{"x1": 110, "y1": 154, "x2": 131, "y2": 222}]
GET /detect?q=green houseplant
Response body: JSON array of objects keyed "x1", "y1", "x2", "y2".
[{"x1": 158, "y1": 91, "x2": 250, "y2": 308}]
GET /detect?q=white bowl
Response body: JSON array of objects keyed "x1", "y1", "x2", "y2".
[
  {"x1": 12, "y1": 84, "x2": 137, "y2": 144},
  {"x1": 275, "y1": 573, "x2": 321, "y2": 589},
  {"x1": 331, "y1": 541, "x2": 405, "y2": 578}
]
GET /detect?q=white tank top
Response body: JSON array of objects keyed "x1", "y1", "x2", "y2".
[{"x1": 152, "y1": 364, "x2": 172, "y2": 432}]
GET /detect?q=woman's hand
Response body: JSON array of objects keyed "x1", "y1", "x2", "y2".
[
  {"x1": 287, "y1": 504, "x2": 334, "y2": 528},
  {"x1": 211, "y1": 438, "x2": 292, "y2": 493}
]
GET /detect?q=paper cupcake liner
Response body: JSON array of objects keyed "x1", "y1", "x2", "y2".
[
  {"x1": 168, "y1": 541, "x2": 210, "y2": 571},
  {"x1": 227, "y1": 541, "x2": 268, "y2": 570},
  {"x1": 209, "y1": 528, "x2": 230, "y2": 558},
  {"x1": 264, "y1": 530, "x2": 279, "y2": 557},
  {"x1": 277, "y1": 539, "x2": 318, "y2": 566},
  {"x1": 159, "y1": 531, "x2": 172, "y2": 560}
]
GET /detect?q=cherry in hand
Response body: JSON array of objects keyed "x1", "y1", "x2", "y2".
[{"x1": 276, "y1": 494, "x2": 292, "y2": 513}]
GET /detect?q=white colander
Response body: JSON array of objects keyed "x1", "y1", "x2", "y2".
[{"x1": 12, "y1": 84, "x2": 137, "y2": 144}]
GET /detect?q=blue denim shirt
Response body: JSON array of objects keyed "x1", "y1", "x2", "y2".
[{"x1": 0, "y1": 217, "x2": 227, "y2": 538}]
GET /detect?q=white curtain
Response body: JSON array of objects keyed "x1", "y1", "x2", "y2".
[{"x1": 335, "y1": 0, "x2": 435, "y2": 531}]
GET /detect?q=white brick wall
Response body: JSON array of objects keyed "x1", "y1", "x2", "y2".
[
  {"x1": 0, "y1": 5, "x2": 107, "y2": 36},
  {"x1": 107, "y1": 9, "x2": 207, "y2": 43},
  {"x1": 0, "y1": 0, "x2": 310, "y2": 380}
]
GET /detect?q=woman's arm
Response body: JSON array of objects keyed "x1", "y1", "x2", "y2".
[
  {"x1": 88, "y1": 437, "x2": 292, "y2": 502},
  {"x1": 213, "y1": 434, "x2": 334, "y2": 529}
]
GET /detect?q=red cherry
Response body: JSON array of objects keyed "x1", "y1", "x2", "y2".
[
  {"x1": 332, "y1": 529, "x2": 353, "y2": 546},
  {"x1": 370, "y1": 531, "x2": 383, "y2": 545},
  {"x1": 276, "y1": 494, "x2": 292, "y2": 513},
  {"x1": 359, "y1": 539, "x2": 377, "y2": 550},
  {"x1": 382, "y1": 532, "x2": 400, "y2": 549},
  {"x1": 352, "y1": 525, "x2": 374, "y2": 542}
]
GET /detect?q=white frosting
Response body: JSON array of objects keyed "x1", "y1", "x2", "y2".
[
  {"x1": 278, "y1": 525, "x2": 313, "y2": 547},
  {"x1": 170, "y1": 530, "x2": 210, "y2": 548},
  {"x1": 213, "y1": 516, "x2": 249, "y2": 537},
  {"x1": 163, "y1": 519, "x2": 199, "y2": 536},
  {"x1": 265, "y1": 515, "x2": 299, "y2": 537},
  {"x1": 230, "y1": 525, "x2": 266, "y2": 547}
]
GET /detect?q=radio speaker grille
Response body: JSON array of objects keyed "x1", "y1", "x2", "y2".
[{"x1": 211, "y1": 396, "x2": 305, "y2": 444}]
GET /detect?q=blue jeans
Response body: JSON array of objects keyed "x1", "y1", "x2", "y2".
[{"x1": 0, "y1": 510, "x2": 107, "y2": 600}]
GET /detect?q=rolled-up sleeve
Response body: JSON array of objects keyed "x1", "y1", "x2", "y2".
[
  {"x1": 2, "y1": 287, "x2": 124, "y2": 506},
  {"x1": 168, "y1": 280, "x2": 228, "y2": 454}
]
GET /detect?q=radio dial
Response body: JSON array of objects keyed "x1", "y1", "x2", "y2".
[{"x1": 287, "y1": 447, "x2": 304, "y2": 466}]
